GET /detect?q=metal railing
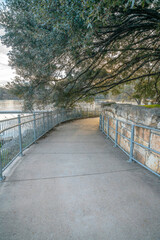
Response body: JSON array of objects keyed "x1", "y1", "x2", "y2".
[
  {"x1": 0, "y1": 108, "x2": 101, "y2": 180},
  {"x1": 99, "y1": 114, "x2": 160, "y2": 177}
]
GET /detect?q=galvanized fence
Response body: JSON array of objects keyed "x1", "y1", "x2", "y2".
[
  {"x1": 0, "y1": 108, "x2": 101, "y2": 180},
  {"x1": 99, "y1": 114, "x2": 160, "y2": 177}
]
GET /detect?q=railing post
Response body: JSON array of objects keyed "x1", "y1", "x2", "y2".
[
  {"x1": 43, "y1": 113, "x2": 45, "y2": 133},
  {"x1": 33, "y1": 113, "x2": 37, "y2": 141},
  {"x1": 81, "y1": 109, "x2": 83, "y2": 118},
  {"x1": 47, "y1": 112, "x2": 49, "y2": 130},
  {"x1": 0, "y1": 150, "x2": 4, "y2": 181},
  {"x1": 61, "y1": 110, "x2": 63, "y2": 122},
  {"x1": 99, "y1": 114, "x2": 102, "y2": 130},
  {"x1": 48, "y1": 112, "x2": 51, "y2": 129},
  {"x1": 51, "y1": 111, "x2": 53, "y2": 127},
  {"x1": 57, "y1": 111, "x2": 59, "y2": 124},
  {"x1": 107, "y1": 116, "x2": 109, "y2": 138},
  {"x1": 75, "y1": 109, "x2": 77, "y2": 119},
  {"x1": 60, "y1": 110, "x2": 62, "y2": 122},
  {"x1": 18, "y1": 115, "x2": 23, "y2": 156},
  {"x1": 114, "y1": 119, "x2": 118, "y2": 147},
  {"x1": 63, "y1": 110, "x2": 66, "y2": 121},
  {"x1": 102, "y1": 115, "x2": 104, "y2": 133},
  {"x1": 58, "y1": 111, "x2": 61, "y2": 123},
  {"x1": 129, "y1": 124, "x2": 134, "y2": 162}
]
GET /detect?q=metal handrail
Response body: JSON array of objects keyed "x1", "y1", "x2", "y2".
[
  {"x1": 0, "y1": 115, "x2": 46, "y2": 135},
  {"x1": 0, "y1": 108, "x2": 101, "y2": 180},
  {"x1": 100, "y1": 113, "x2": 160, "y2": 177},
  {"x1": 0, "y1": 114, "x2": 34, "y2": 123}
]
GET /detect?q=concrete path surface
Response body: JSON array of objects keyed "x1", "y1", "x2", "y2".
[{"x1": 0, "y1": 118, "x2": 160, "y2": 240}]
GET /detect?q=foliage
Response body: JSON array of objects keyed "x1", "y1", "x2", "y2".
[
  {"x1": 133, "y1": 77, "x2": 160, "y2": 104},
  {"x1": 0, "y1": 0, "x2": 160, "y2": 108},
  {"x1": 140, "y1": 104, "x2": 160, "y2": 108},
  {"x1": 111, "y1": 75, "x2": 160, "y2": 104}
]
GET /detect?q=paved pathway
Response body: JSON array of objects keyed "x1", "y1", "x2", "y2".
[{"x1": 0, "y1": 118, "x2": 160, "y2": 240}]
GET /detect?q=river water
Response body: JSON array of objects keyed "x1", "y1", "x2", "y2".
[
  {"x1": 0, "y1": 100, "x2": 23, "y2": 120},
  {"x1": 0, "y1": 100, "x2": 23, "y2": 111},
  {"x1": 0, "y1": 100, "x2": 102, "y2": 121}
]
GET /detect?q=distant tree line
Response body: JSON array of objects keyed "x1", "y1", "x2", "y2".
[{"x1": 0, "y1": 87, "x2": 19, "y2": 100}]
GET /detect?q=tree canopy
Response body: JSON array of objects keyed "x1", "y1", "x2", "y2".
[{"x1": 0, "y1": 0, "x2": 160, "y2": 108}]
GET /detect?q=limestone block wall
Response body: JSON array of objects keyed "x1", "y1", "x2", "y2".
[{"x1": 101, "y1": 104, "x2": 160, "y2": 175}]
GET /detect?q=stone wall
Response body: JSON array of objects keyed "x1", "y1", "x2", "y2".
[{"x1": 101, "y1": 104, "x2": 160, "y2": 175}]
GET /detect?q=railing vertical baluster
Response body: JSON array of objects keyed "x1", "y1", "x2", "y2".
[
  {"x1": 80, "y1": 109, "x2": 82, "y2": 118},
  {"x1": 43, "y1": 113, "x2": 45, "y2": 133},
  {"x1": 64, "y1": 110, "x2": 66, "y2": 121},
  {"x1": 129, "y1": 124, "x2": 134, "y2": 162},
  {"x1": 102, "y1": 115, "x2": 104, "y2": 133},
  {"x1": 51, "y1": 112, "x2": 53, "y2": 127},
  {"x1": 54, "y1": 111, "x2": 56, "y2": 126},
  {"x1": 47, "y1": 112, "x2": 49, "y2": 130},
  {"x1": 33, "y1": 113, "x2": 37, "y2": 141},
  {"x1": 148, "y1": 128, "x2": 151, "y2": 149},
  {"x1": 57, "y1": 111, "x2": 59, "y2": 124},
  {"x1": 18, "y1": 115, "x2": 23, "y2": 156},
  {"x1": 114, "y1": 119, "x2": 118, "y2": 147},
  {"x1": 75, "y1": 109, "x2": 76, "y2": 119},
  {"x1": 61, "y1": 110, "x2": 63, "y2": 122},
  {"x1": 60, "y1": 110, "x2": 62, "y2": 122},
  {"x1": 107, "y1": 116, "x2": 109, "y2": 138},
  {"x1": 75, "y1": 109, "x2": 77, "y2": 119},
  {"x1": 0, "y1": 149, "x2": 4, "y2": 181},
  {"x1": 99, "y1": 114, "x2": 102, "y2": 130},
  {"x1": 48, "y1": 112, "x2": 50, "y2": 129}
]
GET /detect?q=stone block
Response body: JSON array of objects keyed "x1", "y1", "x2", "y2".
[
  {"x1": 143, "y1": 128, "x2": 150, "y2": 142},
  {"x1": 124, "y1": 122, "x2": 132, "y2": 131},
  {"x1": 133, "y1": 147, "x2": 146, "y2": 165},
  {"x1": 122, "y1": 128, "x2": 131, "y2": 139},
  {"x1": 118, "y1": 126, "x2": 121, "y2": 134},
  {"x1": 157, "y1": 161, "x2": 160, "y2": 174},
  {"x1": 104, "y1": 127, "x2": 107, "y2": 134},
  {"x1": 121, "y1": 122, "x2": 126, "y2": 129},
  {"x1": 109, "y1": 128, "x2": 115, "y2": 140},
  {"x1": 109, "y1": 118, "x2": 115, "y2": 130},
  {"x1": 150, "y1": 133, "x2": 160, "y2": 153},
  {"x1": 145, "y1": 152, "x2": 159, "y2": 172},
  {"x1": 119, "y1": 136, "x2": 130, "y2": 153},
  {"x1": 117, "y1": 134, "x2": 121, "y2": 145},
  {"x1": 104, "y1": 122, "x2": 108, "y2": 134},
  {"x1": 118, "y1": 121, "x2": 122, "y2": 128},
  {"x1": 134, "y1": 136, "x2": 148, "y2": 147},
  {"x1": 135, "y1": 126, "x2": 144, "y2": 139}
]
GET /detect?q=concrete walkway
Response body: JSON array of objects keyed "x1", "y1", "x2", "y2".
[{"x1": 0, "y1": 118, "x2": 160, "y2": 240}]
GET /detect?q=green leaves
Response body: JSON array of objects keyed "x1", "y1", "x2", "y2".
[{"x1": 0, "y1": 0, "x2": 160, "y2": 108}]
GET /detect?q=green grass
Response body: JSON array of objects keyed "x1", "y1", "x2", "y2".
[{"x1": 139, "y1": 104, "x2": 160, "y2": 108}]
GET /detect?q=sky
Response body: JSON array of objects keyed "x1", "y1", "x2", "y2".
[
  {"x1": 0, "y1": 0, "x2": 15, "y2": 86},
  {"x1": 0, "y1": 29, "x2": 15, "y2": 87}
]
